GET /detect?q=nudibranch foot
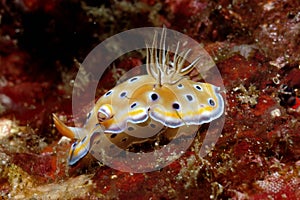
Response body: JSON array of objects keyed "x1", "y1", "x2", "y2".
[{"x1": 53, "y1": 114, "x2": 96, "y2": 165}]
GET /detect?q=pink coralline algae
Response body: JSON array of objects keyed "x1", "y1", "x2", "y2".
[{"x1": 253, "y1": 171, "x2": 300, "y2": 199}]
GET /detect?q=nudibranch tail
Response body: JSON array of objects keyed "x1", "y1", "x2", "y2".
[
  {"x1": 53, "y1": 114, "x2": 76, "y2": 139},
  {"x1": 53, "y1": 113, "x2": 87, "y2": 139}
]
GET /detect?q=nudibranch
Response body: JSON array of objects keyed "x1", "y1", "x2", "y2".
[{"x1": 53, "y1": 28, "x2": 224, "y2": 165}]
